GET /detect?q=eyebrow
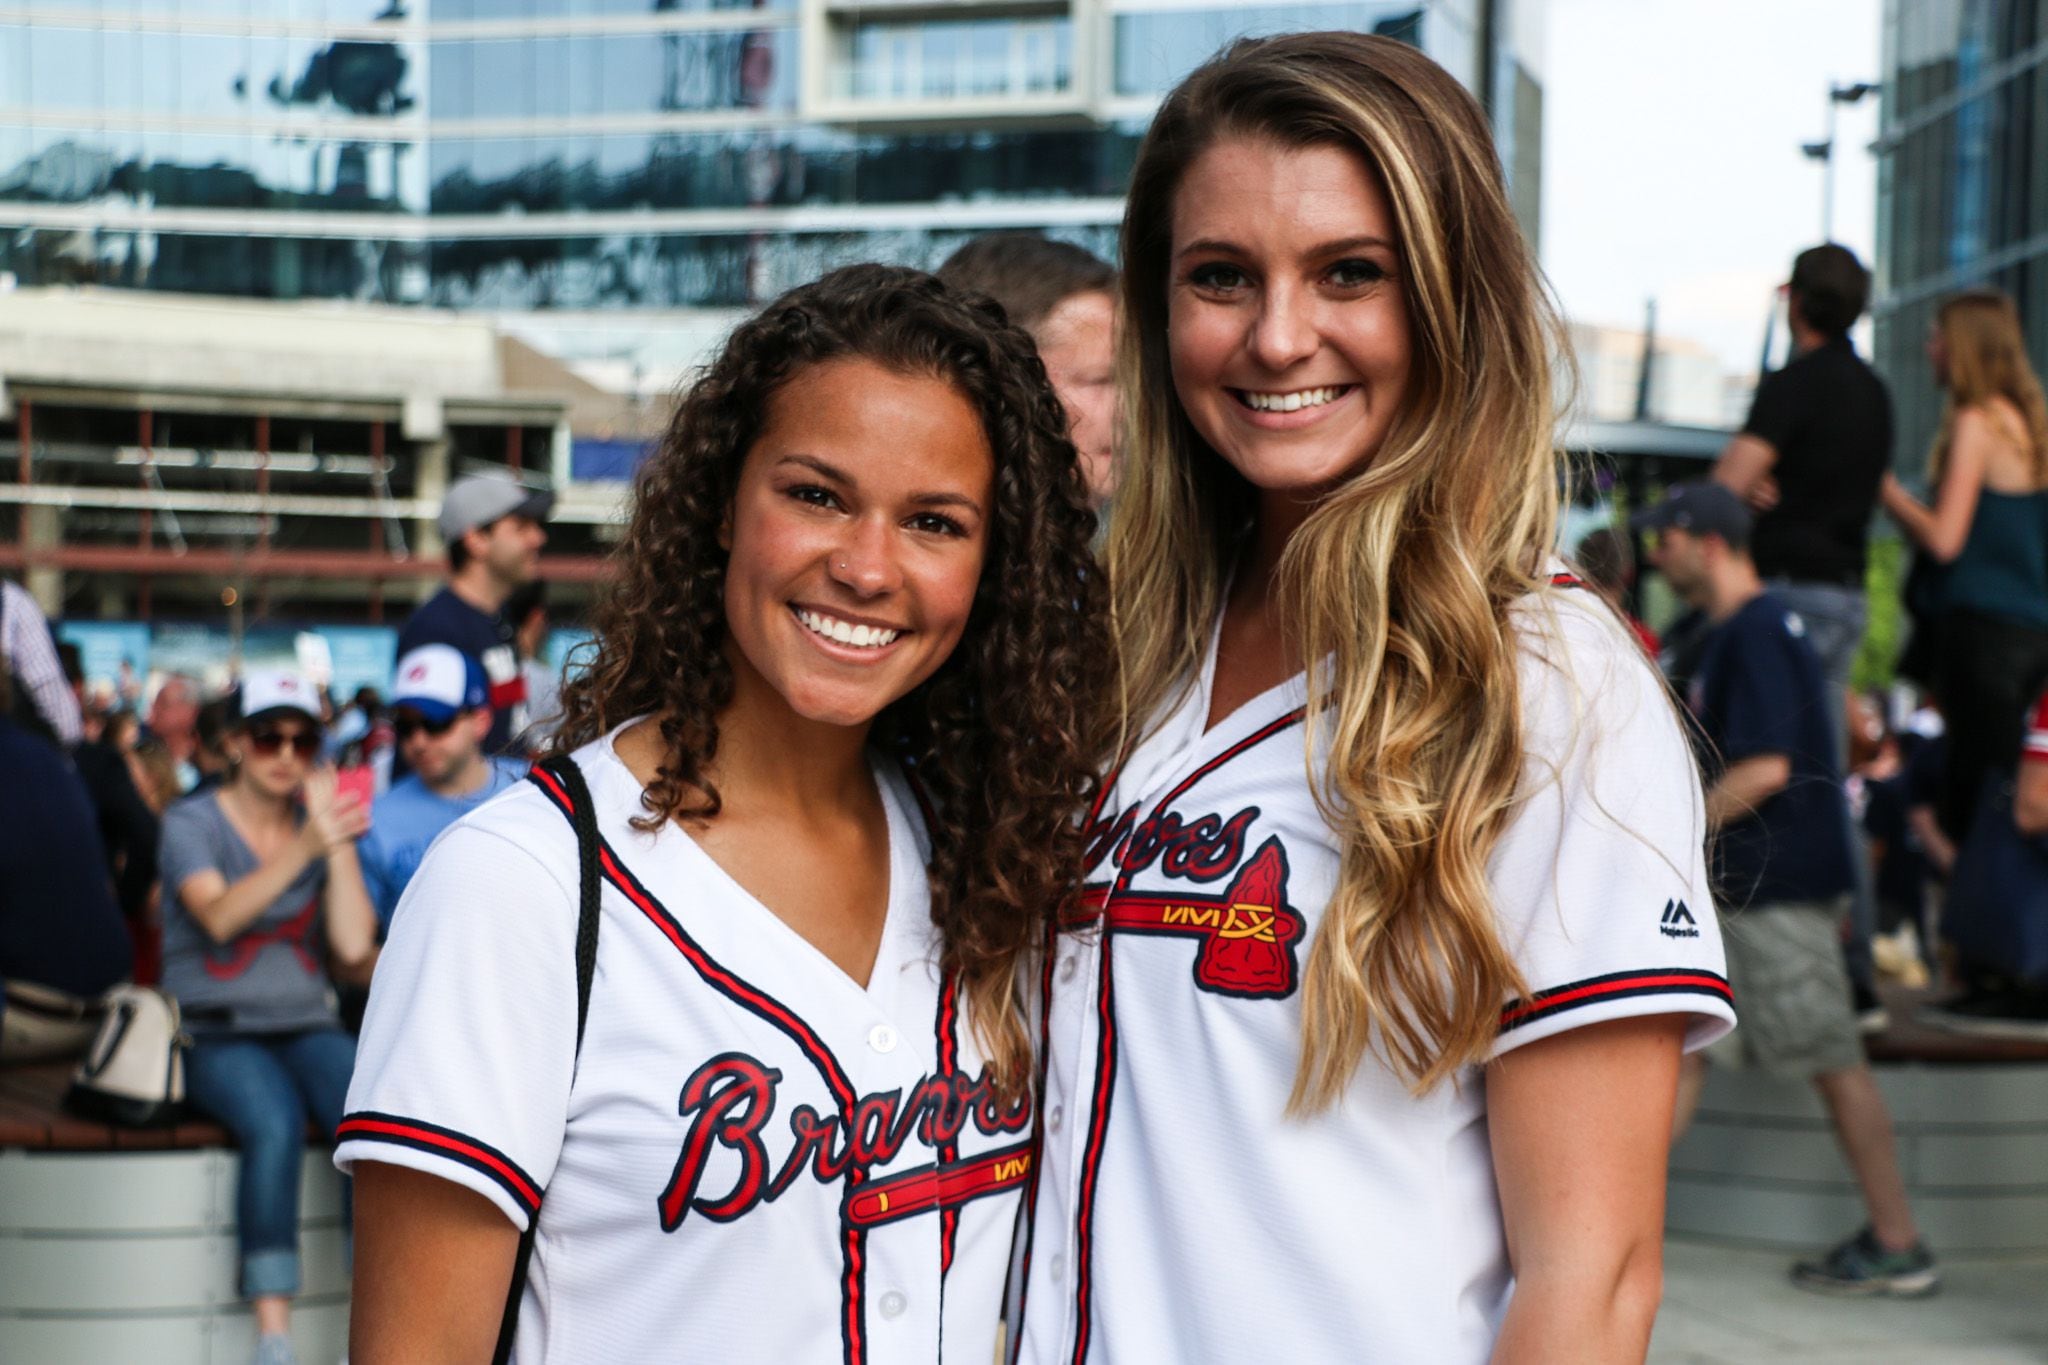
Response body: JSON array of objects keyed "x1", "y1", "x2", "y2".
[
  {"x1": 1175, "y1": 234, "x2": 1398, "y2": 260},
  {"x1": 775, "y1": 453, "x2": 985, "y2": 515}
]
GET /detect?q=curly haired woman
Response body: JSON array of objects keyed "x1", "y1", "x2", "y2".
[
  {"x1": 338, "y1": 265, "x2": 1110, "y2": 1363},
  {"x1": 1011, "y1": 35, "x2": 1737, "y2": 1364}
]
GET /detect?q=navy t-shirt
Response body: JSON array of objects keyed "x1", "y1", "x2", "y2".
[
  {"x1": 396, "y1": 586, "x2": 525, "y2": 756},
  {"x1": 1688, "y1": 591, "x2": 1855, "y2": 906}
]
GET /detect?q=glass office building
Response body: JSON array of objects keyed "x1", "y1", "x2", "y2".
[
  {"x1": 1876, "y1": 0, "x2": 2048, "y2": 477},
  {"x1": 0, "y1": 0, "x2": 1543, "y2": 316}
]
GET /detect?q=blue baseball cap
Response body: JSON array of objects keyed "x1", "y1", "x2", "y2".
[
  {"x1": 1628, "y1": 479, "x2": 1753, "y2": 548},
  {"x1": 390, "y1": 645, "x2": 489, "y2": 724}
]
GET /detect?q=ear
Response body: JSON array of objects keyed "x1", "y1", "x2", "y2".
[
  {"x1": 469, "y1": 709, "x2": 494, "y2": 743},
  {"x1": 717, "y1": 503, "x2": 734, "y2": 553}
]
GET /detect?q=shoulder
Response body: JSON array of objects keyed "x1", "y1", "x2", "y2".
[
  {"x1": 371, "y1": 775, "x2": 428, "y2": 816},
  {"x1": 1509, "y1": 579, "x2": 1684, "y2": 764},
  {"x1": 161, "y1": 791, "x2": 219, "y2": 835},
  {"x1": 1511, "y1": 579, "x2": 1659, "y2": 703},
  {"x1": 434, "y1": 775, "x2": 575, "y2": 872}
]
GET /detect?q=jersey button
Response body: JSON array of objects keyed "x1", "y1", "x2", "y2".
[
  {"x1": 1048, "y1": 1105, "x2": 1064, "y2": 1133},
  {"x1": 868, "y1": 1024, "x2": 899, "y2": 1054},
  {"x1": 879, "y1": 1290, "x2": 907, "y2": 1320},
  {"x1": 1049, "y1": 1254, "x2": 1067, "y2": 1284},
  {"x1": 1058, "y1": 955, "x2": 1079, "y2": 983}
]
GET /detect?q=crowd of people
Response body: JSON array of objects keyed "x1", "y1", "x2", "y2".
[{"x1": 1, "y1": 30, "x2": 2046, "y2": 1365}]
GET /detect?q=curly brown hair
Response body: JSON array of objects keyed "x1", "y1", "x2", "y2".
[{"x1": 548, "y1": 263, "x2": 1112, "y2": 1091}]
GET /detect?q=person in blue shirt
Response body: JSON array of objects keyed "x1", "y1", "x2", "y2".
[
  {"x1": 1638, "y1": 481, "x2": 1938, "y2": 1299},
  {"x1": 356, "y1": 645, "x2": 528, "y2": 930}
]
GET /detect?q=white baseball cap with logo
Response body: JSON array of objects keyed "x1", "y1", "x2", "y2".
[
  {"x1": 391, "y1": 644, "x2": 490, "y2": 724},
  {"x1": 238, "y1": 668, "x2": 323, "y2": 724}
]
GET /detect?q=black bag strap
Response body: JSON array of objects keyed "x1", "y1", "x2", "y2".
[{"x1": 494, "y1": 754, "x2": 603, "y2": 1365}]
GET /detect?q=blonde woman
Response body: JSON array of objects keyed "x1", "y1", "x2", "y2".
[
  {"x1": 1882, "y1": 289, "x2": 2048, "y2": 840},
  {"x1": 1010, "y1": 34, "x2": 1736, "y2": 1364}
]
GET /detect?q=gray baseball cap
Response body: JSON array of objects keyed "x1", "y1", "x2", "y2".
[{"x1": 438, "y1": 471, "x2": 554, "y2": 543}]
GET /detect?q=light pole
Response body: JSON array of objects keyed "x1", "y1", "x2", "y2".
[{"x1": 1802, "y1": 80, "x2": 1879, "y2": 243}]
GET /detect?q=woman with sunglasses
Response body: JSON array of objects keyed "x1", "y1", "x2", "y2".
[{"x1": 157, "y1": 667, "x2": 379, "y2": 1365}]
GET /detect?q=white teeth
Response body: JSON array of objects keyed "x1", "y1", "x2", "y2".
[
  {"x1": 1242, "y1": 386, "x2": 1345, "y2": 412},
  {"x1": 796, "y1": 608, "x2": 899, "y2": 649}
]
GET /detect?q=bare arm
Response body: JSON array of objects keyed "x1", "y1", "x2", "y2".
[
  {"x1": 306, "y1": 768, "x2": 379, "y2": 984},
  {"x1": 1713, "y1": 434, "x2": 1780, "y2": 509},
  {"x1": 2016, "y1": 762, "x2": 2048, "y2": 838},
  {"x1": 1488, "y1": 1015, "x2": 1687, "y2": 1364},
  {"x1": 178, "y1": 826, "x2": 321, "y2": 945},
  {"x1": 1881, "y1": 408, "x2": 1992, "y2": 562},
  {"x1": 1704, "y1": 753, "x2": 1791, "y2": 830},
  {"x1": 1906, "y1": 803, "x2": 1957, "y2": 875},
  {"x1": 351, "y1": 1163, "x2": 522, "y2": 1364}
]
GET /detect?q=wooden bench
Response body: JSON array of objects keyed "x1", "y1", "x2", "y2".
[{"x1": 0, "y1": 1062, "x2": 349, "y2": 1364}]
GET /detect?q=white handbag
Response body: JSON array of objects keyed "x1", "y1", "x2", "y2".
[{"x1": 65, "y1": 984, "x2": 190, "y2": 1126}]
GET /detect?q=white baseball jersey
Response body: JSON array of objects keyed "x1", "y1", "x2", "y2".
[
  {"x1": 337, "y1": 727, "x2": 1033, "y2": 1363},
  {"x1": 1012, "y1": 581, "x2": 1738, "y2": 1365}
]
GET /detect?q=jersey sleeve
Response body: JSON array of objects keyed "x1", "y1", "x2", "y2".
[
  {"x1": 335, "y1": 804, "x2": 579, "y2": 1230},
  {"x1": 2025, "y1": 691, "x2": 2048, "y2": 764},
  {"x1": 1487, "y1": 597, "x2": 1736, "y2": 1059}
]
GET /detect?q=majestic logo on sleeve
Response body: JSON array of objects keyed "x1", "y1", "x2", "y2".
[
  {"x1": 660, "y1": 1053, "x2": 1032, "y2": 1233},
  {"x1": 1085, "y1": 834, "x2": 1305, "y2": 998},
  {"x1": 1659, "y1": 899, "x2": 1700, "y2": 939}
]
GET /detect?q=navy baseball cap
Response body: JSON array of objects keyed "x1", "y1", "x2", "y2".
[
  {"x1": 1629, "y1": 480, "x2": 1753, "y2": 548},
  {"x1": 390, "y1": 645, "x2": 489, "y2": 724}
]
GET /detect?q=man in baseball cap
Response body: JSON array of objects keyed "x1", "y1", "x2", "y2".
[
  {"x1": 355, "y1": 645, "x2": 528, "y2": 928},
  {"x1": 396, "y1": 471, "x2": 553, "y2": 765},
  {"x1": 1628, "y1": 478, "x2": 1754, "y2": 547}
]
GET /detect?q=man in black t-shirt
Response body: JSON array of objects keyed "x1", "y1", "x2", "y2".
[
  {"x1": 398, "y1": 471, "x2": 552, "y2": 761},
  {"x1": 1714, "y1": 244, "x2": 1891, "y2": 1003},
  {"x1": 1714, "y1": 245, "x2": 1891, "y2": 701}
]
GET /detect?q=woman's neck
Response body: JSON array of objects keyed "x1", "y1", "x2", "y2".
[
  {"x1": 712, "y1": 657, "x2": 877, "y2": 819},
  {"x1": 221, "y1": 778, "x2": 293, "y2": 826},
  {"x1": 1233, "y1": 489, "x2": 1319, "y2": 613}
]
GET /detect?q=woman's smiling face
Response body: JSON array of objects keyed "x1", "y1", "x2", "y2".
[
  {"x1": 1167, "y1": 135, "x2": 1414, "y2": 497},
  {"x1": 720, "y1": 356, "x2": 995, "y2": 730}
]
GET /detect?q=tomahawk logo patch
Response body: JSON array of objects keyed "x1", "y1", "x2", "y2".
[
  {"x1": 1086, "y1": 834, "x2": 1306, "y2": 998},
  {"x1": 1659, "y1": 899, "x2": 1700, "y2": 939}
]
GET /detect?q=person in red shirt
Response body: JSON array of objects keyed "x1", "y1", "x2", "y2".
[{"x1": 1575, "y1": 526, "x2": 1661, "y2": 657}]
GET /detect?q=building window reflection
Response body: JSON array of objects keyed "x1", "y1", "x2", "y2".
[
  {"x1": 842, "y1": 17, "x2": 1073, "y2": 103},
  {"x1": 1113, "y1": 3, "x2": 1414, "y2": 95},
  {"x1": 429, "y1": 30, "x2": 796, "y2": 116}
]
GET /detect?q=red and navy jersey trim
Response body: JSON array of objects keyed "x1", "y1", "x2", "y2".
[
  {"x1": 525, "y1": 764, "x2": 873, "y2": 1365},
  {"x1": 1499, "y1": 967, "x2": 1732, "y2": 1034},
  {"x1": 337, "y1": 1111, "x2": 543, "y2": 1221},
  {"x1": 1062, "y1": 707, "x2": 1308, "y2": 1363},
  {"x1": 933, "y1": 969, "x2": 962, "y2": 1279}
]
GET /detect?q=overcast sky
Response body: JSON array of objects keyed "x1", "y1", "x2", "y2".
[{"x1": 1540, "y1": 0, "x2": 1882, "y2": 375}]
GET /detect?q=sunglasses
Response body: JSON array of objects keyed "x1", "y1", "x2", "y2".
[
  {"x1": 247, "y1": 728, "x2": 321, "y2": 759},
  {"x1": 393, "y1": 713, "x2": 459, "y2": 742}
]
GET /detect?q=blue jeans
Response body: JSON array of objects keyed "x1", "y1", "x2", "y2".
[
  {"x1": 1768, "y1": 579, "x2": 1876, "y2": 996},
  {"x1": 185, "y1": 1028, "x2": 356, "y2": 1299}
]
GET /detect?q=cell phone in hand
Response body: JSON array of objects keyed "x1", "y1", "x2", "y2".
[{"x1": 335, "y1": 765, "x2": 376, "y2": 818}]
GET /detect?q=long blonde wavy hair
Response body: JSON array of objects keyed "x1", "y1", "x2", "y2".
[
  {"x1": 1108, "y1": 32, "x2": 1571, "y2": 1108},
  {"x1": 1930, "y1": 288, "x2": 2048, "y2": 486}
]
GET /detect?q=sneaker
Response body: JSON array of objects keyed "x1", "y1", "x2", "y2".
[
  {"x1": 1852, "y1": 984, "x2": 1890, "y2": 1035},
  {"x1": 1791, "y1": 1226, "x2": 1940, "y2": 1297},
  {"x1": 252, "y1": 1333, "x2": 299, "y2": 1365},
  {"x1": 1921, "y1": 988, "x2": 2048, "y2": 1041}
]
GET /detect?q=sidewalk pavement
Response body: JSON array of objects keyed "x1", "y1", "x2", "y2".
[{"x1": 1652, "y1": 1236, "x2": 2048, "y2": 1363}]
